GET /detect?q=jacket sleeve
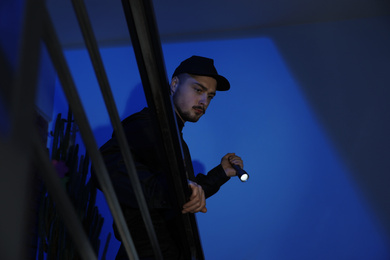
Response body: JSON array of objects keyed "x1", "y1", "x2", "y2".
[{"x1": 194, "y1": 164, "x2": 230, "y2": 198}]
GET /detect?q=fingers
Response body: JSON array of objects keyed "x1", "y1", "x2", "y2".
[
  {"x1": 228, "y1": 154, "x2": 243, "y2": 168},
  {"x1": 222, "y1": 153, "x2": 243, "y2": 167},
  {"x1": 182, "y1": 182, "x2": 207, "y2": 214},
  {"x1": 221, "y1": 153, "x2": 244, "y2": 177}
]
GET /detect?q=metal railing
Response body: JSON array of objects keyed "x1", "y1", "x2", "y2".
[
  {"x1": 41, "y1": 3, "x2": 140, "y2": 259},
  {"x1": 121, "y1": 0, "x2": 204, "y2": 258},
  {"x1": 1, "y1": 0, "x2": 204, "y2": 259}
]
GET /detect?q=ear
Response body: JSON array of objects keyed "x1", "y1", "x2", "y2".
[{"x1": 170, "y1": 76, "x2": 179, "y2": 95}]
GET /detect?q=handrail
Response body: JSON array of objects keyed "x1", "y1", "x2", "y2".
[{"x1": 121, "y1": 0, "x2": 205, "y2": 258}]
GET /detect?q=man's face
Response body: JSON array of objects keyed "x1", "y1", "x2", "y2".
[{"x1": 171, "y1": 74, "x2": 217, "y2": 123}]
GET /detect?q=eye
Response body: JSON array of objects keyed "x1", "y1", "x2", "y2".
[
  {"x1": 194, "y1": 88, "x2": 202, "y2": 93},
  {"x1": 208, "y1": 95, "x2": 214, "y2": 100}
]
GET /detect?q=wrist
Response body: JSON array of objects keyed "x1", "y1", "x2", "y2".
[{"x1": 222, "y1": 165, "x2": 235, "y2": 177}]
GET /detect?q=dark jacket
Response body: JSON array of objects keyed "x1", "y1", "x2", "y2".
[{"x1": 97, "y1": 107, "x2": 230, "y2": 210}]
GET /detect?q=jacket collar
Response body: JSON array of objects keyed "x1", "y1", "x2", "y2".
[{"x1": 176, "y1": 111, "x2": 185, "y2": 132}]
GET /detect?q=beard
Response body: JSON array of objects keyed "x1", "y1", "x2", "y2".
[
  {"x1": 175, "y1": 106, "x2": 201, "y2": 122},
  {"x1": 173, "y1": 94, "x2": 203, "y2": 123}
]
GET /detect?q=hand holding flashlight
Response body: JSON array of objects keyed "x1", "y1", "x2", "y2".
[{"x1": 222, "y1": 153, "x2": 249, "y2": 182}]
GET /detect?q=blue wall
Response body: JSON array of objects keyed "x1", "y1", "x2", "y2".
[{"x1": 52, "y1": 15, "x2": 390, "y2": 259}]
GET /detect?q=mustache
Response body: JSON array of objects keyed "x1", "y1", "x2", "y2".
[{"x1": 193, "y1": 106, "x2": 205, "y2": 114}]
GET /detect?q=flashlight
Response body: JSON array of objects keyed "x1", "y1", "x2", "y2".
[{"x1": 232, "y1": 164, "x2": 249, "y2": 182}]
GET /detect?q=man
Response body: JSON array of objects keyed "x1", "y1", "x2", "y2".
[{"x1": 97, "y1": 56, "x2": 244, "y2": 259}]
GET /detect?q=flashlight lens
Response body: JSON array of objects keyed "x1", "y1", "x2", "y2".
[{"x1": 240, "y1": 174, "x2": 249, "y2": 182}]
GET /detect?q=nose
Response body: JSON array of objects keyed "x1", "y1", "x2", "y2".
[{"x1": 199, "y1": 93, "x2": 208, "y2": 106}]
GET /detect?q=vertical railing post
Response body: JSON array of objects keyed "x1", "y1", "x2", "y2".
[{"x1": 1, "y1": 0, "x2": 44, "y2": 258}]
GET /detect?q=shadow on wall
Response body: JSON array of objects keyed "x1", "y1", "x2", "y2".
[
  {"x1": 269, "y1": 16, "x2": 390, "y2": 240},
  {"x1": 193, "y1": 160, "x2": 206, "y2": 177}
]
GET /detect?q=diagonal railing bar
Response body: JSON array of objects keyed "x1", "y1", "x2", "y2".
[
  {"x1": 70, "y1": 0, "x2": 162, "y2": 258},
  {"x1": 32, "y1": 128, "x2": 98, "y2": 260},
  {"x1": 121, "y1": 0, "x2": 204, "y2": 258},
  {"x1": 3, "y1": 0, "x2": 96, "y2": 258},
  {"x1": 41, "y1": 6, "x2": 139, "y2": 260},
  {"x1": 0, "y1": 0, "x2": 97, "y2": 259}
]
